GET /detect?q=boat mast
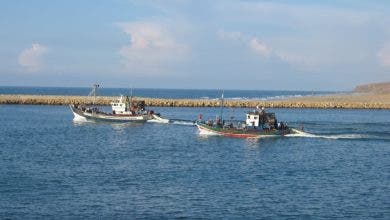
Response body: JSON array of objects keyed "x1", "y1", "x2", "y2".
[
  {"x1": 220, "y1": 90, "x2": 224, "y2": 121},
  {"x1": 92, "y1": 84, "x2": 99, "y2": 107},
  {"x1": 130, "y1": 86, "x2": 133, "y2": 107}
]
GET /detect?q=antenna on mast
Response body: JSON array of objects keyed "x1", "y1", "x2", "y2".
[
  {"x1": 220, "y1": 90, "x2": 224, "y2": 121},
  {"x1": 92, "y1": 83, "x2": 99, "y2": 106},
  {"x1": 130, "y1": 85, "x2": 133, "y2": 108}
]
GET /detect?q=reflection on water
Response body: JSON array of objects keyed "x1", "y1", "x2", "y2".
[
  {"x1": 244, "y1": 138, "x2": 261, "y2": 148},
  {"x1": 110, "y1": 122, "x2": 142, "y2": 131},
  {"x1": 73, "y1": 119, "x2": 142, "y2": 128}
]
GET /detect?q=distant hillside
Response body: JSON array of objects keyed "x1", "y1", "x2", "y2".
[{"x1": 354, "y1": 82, "x2": 390, "y2": 94}]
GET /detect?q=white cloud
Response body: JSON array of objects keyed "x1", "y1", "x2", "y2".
[
  {"x1": 249, "y1": 38, "x2": 272, "y2": 57},
  {"x1": 118, "y1": 21, "x2": 188, "y2": 75},
  {"x1": 213, "y1": 1, "x2": 381, "y2": 69},
  {"x1": 378, "y1": 43, "x2": 390, "y2": 67},
  {"x1": 217, "y1": 30, "x2": 272, "y2": 57},
  {"x1": 217, "y1": 28, "x2": 370, "y2": 68},
  {"x1": 18, "y1": 43, "x2": 48, "y2": 72}
]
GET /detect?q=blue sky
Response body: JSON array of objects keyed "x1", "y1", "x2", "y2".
[{"x1": 0, "y1": 0, "x2": 389, "y2": 90}]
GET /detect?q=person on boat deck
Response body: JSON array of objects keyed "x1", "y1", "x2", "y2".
[
  {"x1": 216, "y1": 117, "x2": 223, "y2": 127},
  {"x1": 279, "y1": 122, "x2": 288, "y2": 130}
]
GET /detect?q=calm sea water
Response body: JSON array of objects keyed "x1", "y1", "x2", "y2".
[
  {"x1": 0, "y1": 86, "x2": 338, "y2": 100},
  {"x1": 0, "y1": 104, "x2": 389, "y2": 219}
]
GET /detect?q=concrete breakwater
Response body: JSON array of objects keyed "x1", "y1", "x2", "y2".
[{"x1": 0, "y1": 94, "x2": 390, "y2": 109}]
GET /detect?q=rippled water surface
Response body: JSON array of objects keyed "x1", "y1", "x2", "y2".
[{"x1": 0, "y1": 105, "x2": 389, "y2": 219}]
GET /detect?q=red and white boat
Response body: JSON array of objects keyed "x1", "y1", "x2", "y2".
[{"x1": 196, "y1": 92, "x2": 298, "y2": 138}]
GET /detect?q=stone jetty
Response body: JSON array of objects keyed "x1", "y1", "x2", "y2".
[{"x1": 1, "y1": 94, "x2": 390, "y2": 109}]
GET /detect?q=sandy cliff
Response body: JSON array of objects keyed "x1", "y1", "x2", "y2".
[{"x1": 354, "y1": 82, "x2": 390, "y2": 94}]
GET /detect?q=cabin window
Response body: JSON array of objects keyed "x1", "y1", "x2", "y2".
[
  {"x1": 120, "y1": 104, "x2": 123, "y2": 106},
  {"x1": 247, "y1": 115, "x2": 250, "y2": 119},
  {"x1": 254, "y1": 117, "x2": 258, "y2": 119}
]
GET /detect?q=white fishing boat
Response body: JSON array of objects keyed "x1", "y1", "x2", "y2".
[{"x1": 70, "y1": 84, "x2": 158, "y2": 122}]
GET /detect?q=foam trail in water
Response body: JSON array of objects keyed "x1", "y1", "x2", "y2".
[
  {"x1": 287, "y1": 129, "x2": 366, "y2": 139},
  {"x1": 147, "y1": 114, "x2": 170, "y2": 124},
  {"x1": 147, "y1": 118, "x2": 170, "y2": 124},
  {"x1": 171, "y1": 120, "x2": 195, "y2": 126},
  {"x1": 73, "y1": 114, "x2": 88, "y2": 123},
  {"x1": 147, "y1": 119, "x2": 168, "y2": 124},
  {"x1": 146, "y1": 115, "x2": 195, "y2": 126}
]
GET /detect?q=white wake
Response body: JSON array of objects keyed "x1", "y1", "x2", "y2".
[
  {"x1": 147, "y1": 114, "x2": 170, "y2": 124},
  {"x1": 146, "y1": 115, "x2": 195, "y2": 126},
  {"x1": 72, "y1": 114, "x2": 88, "y2": 123},
  {"x1": 171, "y1": 120, "x2": 195, "y2": 126},
  {"x1": 287, "y1": 129, "x2": 366, "y2": 139}
]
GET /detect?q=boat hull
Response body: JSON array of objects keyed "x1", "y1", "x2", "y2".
[
  {"x1": 70, "y1": 105, "x2": 150, "y2": 122},
  {"x1": 196, "y1": 122, "x2": 296, "y2": 138}
]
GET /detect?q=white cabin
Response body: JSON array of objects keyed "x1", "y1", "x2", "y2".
[
  {"x1": 110, "y1": 95, "x2": 130, "y2": 114},
  {"x1": 246, "y1": 111, "x2": 262, "y2": 127}
]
